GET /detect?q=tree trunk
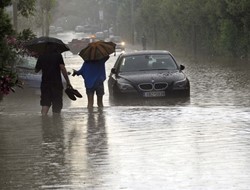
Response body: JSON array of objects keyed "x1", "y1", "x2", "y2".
[
  {"x1": 192, "y1": 24, "x2": 197, "y2": 60},
  {"x1": 41, "y1": 9, "x2": 45, "y2": 36},
  {"x1": 12, "y1": 0, "x2": 18, "y2": 31},
  {"x1": 45, "y1": 10, "x2": 49, "y2": 36},
  {"x1": 0, "y1": 93, "x2": 3, "y2": 101},
  {"x1": 153, "y1": 23, "x2": 158, "y2": 49}
]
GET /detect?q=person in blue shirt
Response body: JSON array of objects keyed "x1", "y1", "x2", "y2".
[{"x1": 73, "y1": 56, "x2": 109, "y2": 108}]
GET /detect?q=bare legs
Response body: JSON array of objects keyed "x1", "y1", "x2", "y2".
[
  {"x1": 87, "y1": 94, "x2": 94, "y2": 108},
  {"x1": 87, "y1": 94, "x2": 103, "y2": 108},
  {"x1": 97, "y1": 96, "x2": 103, "y2": 107},
  {"x1": 41, "y1": 106, "x2": 61, "y2": 116},
  {"x1": 41, "y1": 106, "x2": 50, "y2": 116}
]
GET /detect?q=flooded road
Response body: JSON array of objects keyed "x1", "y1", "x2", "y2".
[{"x1": 1, "y1": 32, "x2": 250, "y2": 190}]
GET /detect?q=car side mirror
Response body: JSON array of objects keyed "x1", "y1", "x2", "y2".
[
  {"x1": 180, "y1": 65, "x2": 185, "y2": 71},
  {"x1": 111, "y1": 68, "x2": 116, "y2": 74}
]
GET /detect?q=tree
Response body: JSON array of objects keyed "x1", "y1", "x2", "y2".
[
  {"x1": 0, "y1": 1, "x2": 35, "y2": 97},
  {"x1": 125, "y1": 0, "x2": 250, "y2": 59},
  {"x1": 12, "y1": 0, "x2": 36, "y2": 31},
  {"x1": 38, "y1": 0, "x2": 56, "y2": 36}
]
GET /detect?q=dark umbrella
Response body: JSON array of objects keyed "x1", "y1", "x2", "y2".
[
  {"x1": 79, "y1": 40, "x2": 116, "y2": 61},
  {"x1": 25, "y1": 36, "x2": 70, "y2": 56}
]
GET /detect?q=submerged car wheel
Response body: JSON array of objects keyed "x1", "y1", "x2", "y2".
[{"x1": 174, "y1": 89, "x2": 190, "y2": 97}]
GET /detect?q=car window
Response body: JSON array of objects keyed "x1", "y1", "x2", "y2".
[
  {"x1": 119, "y1": 55, "x2": 150, "y2": 72},
  {"x1": 151, "y1": 54, "x2": 177, "y2": 70},
  {"x1": 119, "y1": 54, "x2": 177, "y2": 72}
]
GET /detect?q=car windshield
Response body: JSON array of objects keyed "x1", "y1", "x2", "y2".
[{"x1": 119, "y1": 54, "x2": 178, "y2": 72}]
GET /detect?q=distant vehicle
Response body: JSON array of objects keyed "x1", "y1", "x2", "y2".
[
  {"x1": 108, "y1": 50, "x2": 190, "y2": 99},
  {"x1": 91, "y1": 25, "x2": 101, "y2": 33},
  {"x1": 108, "y1": 36, "x2": 125, "y2": 51},
  {"x1": 83, "y1": 25, "x2": 92, "y2": 34},
  {"x1": 75, "y1": 25, "x2": 84, "y2": 32},
  {"x1": 67, "y1": 36, "x2": 95, "y2": 55},
  {"x1": 17, "y1": 56, "x2": 66, "y2": 88},
  {"x1": 49, "y1": 26, "x2": 56, "y2": 34},
  {"x1": 56, "y1": 27, "x2": 63, "y2": 33},
  {"x1": 95, "y1": 32, "x2": 105, "y2": 40},
  {"x1": 103, "y1": 30, "x2": 109, "y2": 38}
]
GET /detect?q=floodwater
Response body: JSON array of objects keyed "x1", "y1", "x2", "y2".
[{"x1": 1, "y1": 32, "x2": 250, "y2": 190}]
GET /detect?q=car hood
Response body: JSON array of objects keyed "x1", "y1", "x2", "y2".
[{"x1": 117, "y1": 70, "x2": 186, "y2": 84}]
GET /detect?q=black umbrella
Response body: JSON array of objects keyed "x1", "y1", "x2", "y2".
[{"x1": 25, "y1": 36, "x2": 70, "y2": 56}]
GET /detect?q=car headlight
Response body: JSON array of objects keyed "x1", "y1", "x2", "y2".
[
  {"x1": 117, "y1": 82, "x2": 135, "y2": 92},
  {"x1": 173, "y1": 78, "x2": 189, "y2": 89}
]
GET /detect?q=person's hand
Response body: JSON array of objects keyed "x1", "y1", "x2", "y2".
[
  {"x1": 67, "y1": 83, "x2": 72, "y2": 89},
  {"x1": 72, "y1": 69, "x2": 77, "y2": 76}
]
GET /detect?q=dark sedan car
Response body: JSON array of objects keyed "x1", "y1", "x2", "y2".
[{"x1": 108, "y1": 50, "x2": 190, "y2": 99}]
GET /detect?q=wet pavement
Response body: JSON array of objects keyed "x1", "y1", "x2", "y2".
[{"x1": 1, "y1": 32, "x2": 250, "y2": 190}]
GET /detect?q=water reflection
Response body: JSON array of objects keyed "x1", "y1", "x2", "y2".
[
  {"x1": 85, "y1": 108, "x2": 110, "y2": 188},
  {"x1": 109, "y1": 96, "x2": 191, "y2": 107},
  {"x1": 0, "y1": 114, "x2": 42, "y2": 189},
  {"x1": 1, "y1": 32, "x2": 250, "y2": 189},
  {"x1": 182, "y1": 58, "x2": 250, "y2": 107},
  {"x1": 41, "y1": 115, "x2": 68, "y2": 188}
]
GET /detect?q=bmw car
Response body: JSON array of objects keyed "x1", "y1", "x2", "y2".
[{"x1": 108, "y1": 50, "x2": 190, "y2": 99}]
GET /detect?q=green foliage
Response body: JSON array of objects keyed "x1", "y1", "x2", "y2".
[
  {"x1": 17, "y1": 0, "x2": 36, "y2": 17},
  {"x1": 0, "y1": 1, "x2": 35, "y2": 96},
  {"x1": 39, "y1": 0, "x2": 56, "y2": 11},
  {"x1": 0, "y1": 67, "x2": 23, "y2": 95},
  {"x1": 0, "y1": 9, "x2": 13, "y2": 39},
  {"x1": 219, "y1": 19, "x2": 238, "y2": 55},
  {"x1": 0, "y1": 0, "x2": 11, "y2": 8},
  {"x1": 4, "y1": 0, "x2": 246, "y2": 59},
  {"x1": 114, "y1": 0, "x2": 250, "y2": 58},
  {"x1": 17, "y1": 28, "x2": 36, "y2": 41},
  {"x1": 0, "y1": 9, "x2": 14, "y2": 67}
]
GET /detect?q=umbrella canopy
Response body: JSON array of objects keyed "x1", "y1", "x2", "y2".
[
  {"x1": 79, "y1": 40, "x2": 116, "y2": 61},
  {"x1": 25, "y1": 36, "x2": 70, "y2": 56}
]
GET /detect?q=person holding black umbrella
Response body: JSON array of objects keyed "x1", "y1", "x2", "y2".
[
  {"x1": 35, "y1": 46, "x2": 72, "y2": 116},
  {"x1": 25, "y1": 36, "x2": 74, "y2": 115}
]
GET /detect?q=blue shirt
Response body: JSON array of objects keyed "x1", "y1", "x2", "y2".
[{"x1": 75, "y1": 57, "x2": 109, "y2": 89}]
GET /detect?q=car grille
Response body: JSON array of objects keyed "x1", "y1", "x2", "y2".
[{"x1": 138, "y1": 83, "x2": 168, "y2": 91}]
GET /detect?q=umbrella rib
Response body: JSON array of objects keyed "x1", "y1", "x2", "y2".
[
  {"x1": 99, "y1": 43, "x2": 114, "y2": 56},
  {"x1": 79, "y1": 41, "x2": 115, "y2": 61},
  {"x1": 98, "y1": 44, "x2": 110, "y2": 57},
  {"x1": 91, "y1": 46, "x2": 96, "y2": 60},
  {"x1": 84, "y1": 46, "x2": 92, "y2": 60}
]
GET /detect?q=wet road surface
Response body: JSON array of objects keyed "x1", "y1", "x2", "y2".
[{"x1": 0, "y1": 32, "x2": 250, "y2": 190}]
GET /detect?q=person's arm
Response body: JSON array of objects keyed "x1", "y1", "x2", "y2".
[
  {"x1": 35, "y1": 57, "x2": 41, "y2": 73},
  {"x1": 72, "y1": 63, "x2": 84, "y2": 76},
  {"x1": 60, "y1": 64, "x2": 72, "y2": 88},
  {"x1": 35, "y1": 67, "x2": 40, "y2": 73}
]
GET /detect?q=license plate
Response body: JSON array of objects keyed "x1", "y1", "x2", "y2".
[{"x1": 143, "y1": 91, "x2": 165, "y2": 97}]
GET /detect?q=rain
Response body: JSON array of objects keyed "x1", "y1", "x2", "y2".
[{"x1": 1, "y1": 1, "x2": 250, "y2": 189}]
